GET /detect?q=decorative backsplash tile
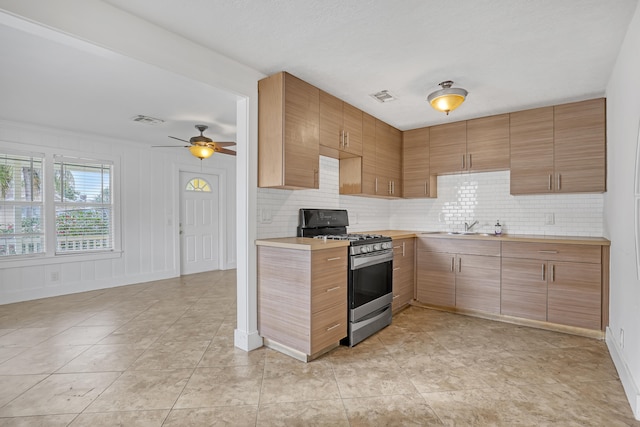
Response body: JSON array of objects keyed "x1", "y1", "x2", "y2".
[{"x1": 257, "y1": 157, "x2": 603, "y2": 238}]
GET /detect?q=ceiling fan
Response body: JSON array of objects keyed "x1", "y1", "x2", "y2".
[{"x1": 154, "y1": 124, "x2": 236, "y2": 159}]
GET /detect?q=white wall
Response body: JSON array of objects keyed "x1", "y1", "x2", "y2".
[
  {"x1": 0, "y1": 120, "x2": 237, "y2": 304},
  {"x1": 604, "y1": 1, "x2": 640, "y2": 419},
  {"x1": 258, "y1": 157, "x2": 603, "y2": 238}
]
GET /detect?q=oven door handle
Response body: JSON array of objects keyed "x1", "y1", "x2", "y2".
[{"x1": 351, "y1": 250, "x2": 393, "y2": 270}]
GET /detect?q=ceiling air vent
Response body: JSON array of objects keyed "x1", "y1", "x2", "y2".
[
  {"x1": 130, "y1": 115, "x2": 165, "y2": 125},
  {"x1": 370, "y1": 90, "x2": 396, "y2": 103}
]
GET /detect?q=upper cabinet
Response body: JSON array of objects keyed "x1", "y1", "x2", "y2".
[
  {"x1": 429, "y1": 122, "x2": 467, "y2": 175},
  {"x1": 510, "y1": 98, "x2": 606, "y2": 195},
  {"x1": 403, "y1": 127, "x2": 436, "y2": 198},
  {"x1": 429, "y1": 114, "x2": 510, "y2": 175},
  {"x1": 466, "y1": 114, "x2": 510, "y2": 172},
  {"x1": 258, "y1": 72, "x2": 319, "y2": 189},
  {"x1": 340, "y1": 113, "x2": 402, "y2": 198},
  {"x1": 319, "y1": 91, "x2": 363, "y2": 158},
  {"x1": 553, "y1": 98, "x2": 606, "y2": 193}
]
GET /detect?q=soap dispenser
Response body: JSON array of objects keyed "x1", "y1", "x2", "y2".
[{"x1": 494, "y1": 220, "x2": 502, "y2": 236}]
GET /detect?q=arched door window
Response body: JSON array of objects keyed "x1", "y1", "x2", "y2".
[{"x1": 185, "y1": 177, "x2": 212, "y2": 192}]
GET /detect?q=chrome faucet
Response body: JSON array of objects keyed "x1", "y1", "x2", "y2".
[{"x1": 464, "y1": 220, "x2": 479, "y2": 232}]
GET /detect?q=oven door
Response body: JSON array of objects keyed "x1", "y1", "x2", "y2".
[{"x1": 349, "y1": 249, "x2": 393, "y2": 309}]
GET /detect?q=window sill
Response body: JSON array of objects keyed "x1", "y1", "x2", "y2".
[{"x1": 0, "y1": 250, "x2": 123, "y2": 269}]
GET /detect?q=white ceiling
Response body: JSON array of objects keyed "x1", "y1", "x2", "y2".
[{"x1": 0, "y1": 0, "x2": 638, "y2": 147}]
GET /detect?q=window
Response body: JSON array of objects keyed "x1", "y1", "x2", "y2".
[
  {"x1": 54, "y1": 157, "x2": 113, "y2": 253},
  {"x1": 185, "y1": 177, "x2": 212, "y2": 192},
  {"x1": 0, "y1": 153, "x2": 44, "y2": 257}
]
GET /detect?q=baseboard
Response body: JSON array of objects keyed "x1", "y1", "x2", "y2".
[
  {"x1": 234, "y1": 329, "x2": 263, "y2": 352},
  {"x1": 606, "y1": 326, "x2": 640, "y2": 420}
]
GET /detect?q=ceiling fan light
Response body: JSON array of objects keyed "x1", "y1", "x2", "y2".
[
  {"x1": 427, "y1": 81, "x2": 468, "y2": 115},
  {"x1": 189, "y1": 145, "x2": 215, "y2": 159}
]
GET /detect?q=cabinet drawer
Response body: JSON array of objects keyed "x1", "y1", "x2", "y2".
[
  {"x1": 312, "y1": 278, "x2": 347, "y2": 314},
  {"x1": 502, "y1": 242, "x2": 601, "y2": 263},
  {"x1": 417, "y1": 237, "x2": 500, "y2": 256},
  {"x1": 312, "y1": 247, "x2": 348, "y2": 269},
  {"x1": 311, "y1": 302, "x2": 347, "y2": 354}
]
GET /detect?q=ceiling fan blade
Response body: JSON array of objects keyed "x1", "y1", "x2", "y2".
[
  {"x1": 215, "y1": 147, "x2": 237, "y2": 156},
  {"x1": 214, "y1": 141, "x2": 236, "y2": 147},
  {"x1": 152, "y1": 145, "x2": 190, "y2": 148},
  {"x1": 168, "y1": 136, "x2": 190, "y2": 143}
]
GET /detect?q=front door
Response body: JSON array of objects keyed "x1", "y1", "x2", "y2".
[{"x1": 179, "y1": 171, "x2": 220, "y2": 274}]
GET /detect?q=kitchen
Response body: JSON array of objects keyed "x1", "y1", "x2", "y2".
[{"x1": 0, "y1": 0, "x2": 640, "y2": 424}]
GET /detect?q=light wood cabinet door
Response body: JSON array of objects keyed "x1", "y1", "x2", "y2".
[
  {"x1": 361, "y1": 112, "x2": 378, "y2": 195},
  {"x1": 501, "y1": 257, "x2": 548, "y2": 321},
  {"x1": 392, "y1": 238, "x2": 415, "y2": 310},
  {"x1": 403, "y1": 127, "x2": 436, "y2": 198},
  {"x1": 258, "y1": 72, "x2": 319, "y2": 189},
  {"x1": 466, "y1": 114, "x2": 510, "y2": 172},
  {"x1": 509, "y1": 106, "x2": 554, "y2": 194},
  {"x1": 375, "y1": 119, "x2": 402, "y2": 197},
  {"x1": 455, "y1": 254, "x2": 501, "y2": 313},
  {"x1": 429, "y1": 121, "x2": 467, "y2": 175},
  {"x1": 416, "y1": 250, "x2": 455, "y2": 307},
  {"x1": 343, "y1": 102, "x2": 363, "y2": 156},
  {"x1": 319, "y1": 90, "x2": 343, "y2": 153},
  {"x1": 547, "y1": 261, "x2": 602, "y2": 330},
  {"x1": 319, "y1": 92, "x2": 363, "y2": 158},
  {"x1": 554, "y1": 98, "x2": 606, "y2": 193}
]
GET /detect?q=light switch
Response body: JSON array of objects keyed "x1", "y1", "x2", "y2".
[{"x1": 545, "y1": 213, "x2": 555, "y2": 225}]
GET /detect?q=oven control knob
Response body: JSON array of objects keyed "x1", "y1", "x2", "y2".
[
  {"x1": 360, "y1": 245, "x2": 369, "y2": 253},
  {"x1": 373, "y1": 243, "x2": 381, "y2": 251},
  {"x1": 383, "y1": 242, "x2": 393, "y2": 249}
]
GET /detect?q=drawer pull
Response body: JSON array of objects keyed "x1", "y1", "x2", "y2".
[
  {"x1": 537, "y1": 250, "x2": 559, "y2": 254},
  {"x1": 326, "y1": 286, "x2": 341, "y2": 292},
  {"x1": 393, "y1": 294, "x2": 400, "y2": 299},
  {"x1": 327, "y1": 257, "x2": 341, "y2": 261},
  {"x1": 541, "y1": 263, "x2": 546, "y2": 281},
  {"x1": 551, "y1": 264, "x2": 555, "y2": 282},
  {"x1": 326, "y1": 323, "x2": 341, "y2": 332},
  {"x1": 393, "y1": 267, "x2": 400, "y2": 271},
  {"x1": 393, "y1": 245, "x2": 402, "y2": 249}
]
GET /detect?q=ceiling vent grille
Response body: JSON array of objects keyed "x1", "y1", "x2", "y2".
[
  {"x1": 130, "y1": 115, "x2": 165, "y2": 125},
  {"x1": 370, "y1": 90, "x2": 396, "y2": 103}
]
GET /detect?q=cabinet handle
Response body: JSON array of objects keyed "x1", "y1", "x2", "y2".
[
  {"x1": 450, "y1": 257, "x2": 455, "y2": 272},
  {"x1": 326, "y1": 286, "x2": 341, "y2": 292},
  {"x1": 346, "y1": 131, "x2": 350, "y2": 147},
  {"x1": 393, "y1": 294, "x2": 400, "y2": 299},
  {"x1": 326, "y1": 323, "x2": 341, "y2": 331},
  {"x1": 537, "y1": 250, "x2": 558, "y2": 254},
  {"x1": 392, "y1": 181, "x2": 395, "y2": 195},
  {"x1": 458, "y1": 257, "x2": 462, "y2": 272},
  {"x1": 551, "y1": 264, "x2": 555, "y2": 282},
  {"x1": 548, "y1": 174, "x2": 552, "y2": 191},
  {"x1": 393, "y1": 245, "x2": 402, "y2": 249},
  {"x1": 402, "y1": 242, "x2": 405, "y2": 257},
  {"x1": 327, "y1": 257, "x2": 341, "y2": 261},
  {"x1": 393, "y1": 267, "x2": 400, "y2": 271},
  {"x1": 462, "y1": 154, "x2": 465, "y2": 170},
  {"x1": 375, "y1": 178, "x2": 378, "y2": 194},
  {"x1": 340, "y1": 130, "x2": 345, "y2": 147},
  {"x1": 557, "y1": 174, "x2": 561, "y2": 190},
  {"x1": 424, "y1": 181, "x2": 428, "y2": 195},
  {"x1": 388, "y1": 180, "x2": 392, "y2": 194},
  {"x1": 541, "y1": 263, "x2": 546, "y2": 281},
  {"x1": 468, "y1": 154, "x2": 472, "y2": 169}
]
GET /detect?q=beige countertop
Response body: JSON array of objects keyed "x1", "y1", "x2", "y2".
[
  {"x1": 256, "y1": 231, "x2": 610, "y2": 249},
  {"x1": 255, "y1": 237, "x2": 350, "y2": 250}
]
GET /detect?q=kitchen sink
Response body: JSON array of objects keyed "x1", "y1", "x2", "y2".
[{"x1": 421, "y1": 231, "x2": 496, "y2": 237}]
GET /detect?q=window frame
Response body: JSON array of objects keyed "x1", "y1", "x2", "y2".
[{"x1": 0, "y1": 144, "x2": 122, "y2": 267}]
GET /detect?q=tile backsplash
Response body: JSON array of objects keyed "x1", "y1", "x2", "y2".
[{"x1": 257, "y1": 157, "x2": 603, "y2": 238}]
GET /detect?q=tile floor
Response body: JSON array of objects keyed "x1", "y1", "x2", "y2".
[{"x1": 0, "y1": 270, "x2": 637, "y2": 426}]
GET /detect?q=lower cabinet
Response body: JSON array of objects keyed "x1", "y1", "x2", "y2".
[
  {"x1": 416, "y1": 238, "x2": 501, "y2": 313},
  {"x1": 501, "y1": 242, "x2": 603, "y2": 330},
  {"x1": 392, "y1": 238, "x2": 415, "y2": 310},
  {"x1": 257, "y1": 245, "x2": 348, "y2": 358}
]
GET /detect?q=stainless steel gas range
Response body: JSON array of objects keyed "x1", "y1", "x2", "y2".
[{"x1": 297, "y1": 208, "x2": 393, "y2": 346}]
